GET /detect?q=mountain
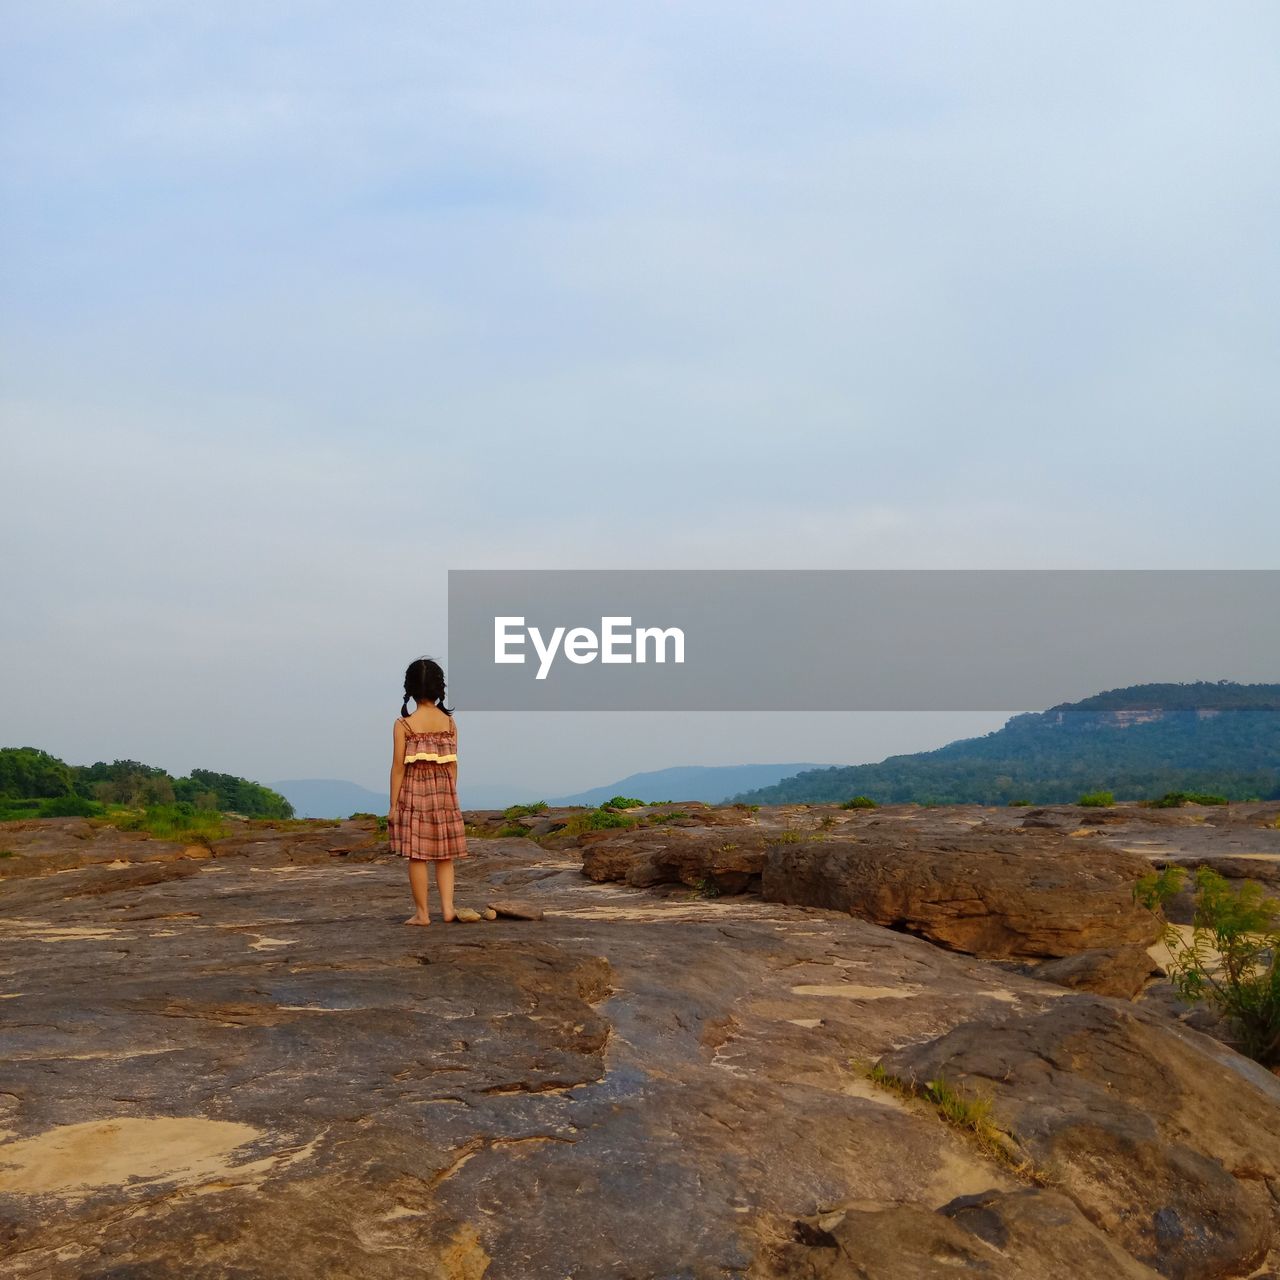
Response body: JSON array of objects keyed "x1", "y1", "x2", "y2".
[
  {"x1": 549, "y1": 764, "x2": 831, "y2": 808},
  {"x1": 272, "y1": 779, "x2": 387, "y2": 820},
  {"x1": 733, "y1": 682, "x2": 1280, "y2": 806}
]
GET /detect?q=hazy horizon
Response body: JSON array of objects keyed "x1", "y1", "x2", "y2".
[{"x1": 4, "y1": 3, "x2": 1277, "y2": 801}]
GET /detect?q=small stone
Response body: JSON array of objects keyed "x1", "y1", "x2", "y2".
[
  {"x1": 481, "y1": 908, "x2": 498, "y2": 920},
  {"x1": 454, "y1": 907, "x2": 482, "y2": 923},
  {"x1": 486, "y1": 899, "x2": 545, "y2": 921}
]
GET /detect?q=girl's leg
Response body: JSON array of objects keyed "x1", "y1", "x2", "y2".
[
  {"x1": 405, "y1": 859, "x2": 431, "y2": 924},
  {"x1": 434, "y1": 858, "x2": 456, "y2": 921}
]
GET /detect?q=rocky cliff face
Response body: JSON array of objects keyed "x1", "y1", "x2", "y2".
[{"x1": 0, "y1": 801, "x2": 1277, "y2": 1278}]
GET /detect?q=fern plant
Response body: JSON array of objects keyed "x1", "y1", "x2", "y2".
[{"x1": 1136, "y1": 865, "x2": 1280, "y2": 1065}]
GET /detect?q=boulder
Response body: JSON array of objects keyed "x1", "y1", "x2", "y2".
[
  {"x1": 580, "y1": 827, "x2": 768, "y2": 893},
  {"x1": 1031, "y1": 946, "x2": 1158, "y2": 999},
  {"x1": 762, "y1": 831, "x2": 1160, "y2": 959},
  {"x1": 880, "y1": 998, "x2": 1280, "y2": 1280}
]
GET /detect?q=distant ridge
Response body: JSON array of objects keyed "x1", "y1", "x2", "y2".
[
  {"x1": 549, "y1": 763, "x2": 830, "y2": 808},
  {"x1": 274, "y1": 765, "x2": 830, "y2": 817},
  {"x1": 273, "y1": 778, "x2": 386, "y2": 820},
  {"x1": 733, "y1": 682, "x2": 1280, "y2": 806}
]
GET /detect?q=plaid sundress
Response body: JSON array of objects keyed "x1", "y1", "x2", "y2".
[{"x1": 389, "y1": 718, "x2": 468, "y2": 862}]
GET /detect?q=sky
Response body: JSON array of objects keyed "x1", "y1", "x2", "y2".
[{"x1": 3, "y1": 2, "x2": 1278, "y2": 805}]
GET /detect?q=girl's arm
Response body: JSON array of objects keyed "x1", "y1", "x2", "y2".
[
  {"x1": 448, "y1": 719, "x2": 459, "y2": 788},
  {"x1": 389, "y1": 720, "x2": 407, "y2": 815}
]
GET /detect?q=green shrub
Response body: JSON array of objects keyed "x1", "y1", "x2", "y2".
[
  {"x1": 503, "y1": 801, "x2": 549, "y2": 819},
  {"x1": 106, "y1": 802, "x2": 227, "y2": 842},
  {"x1": 1077, "y1": 791, "x2": 1115, "y2": 808},
  {"x1": 563, "y1": 809, "x2": 637, "y2": 835},
  {"x1": 38, "y1": 794, "x2": 103, "y2": 818},
  {"x1": 647, "y1": 811, "x2": 688, "y2": 824},
  {"x1": 1135, "y1": 865, "x2": 1280, "y2": 1066},
  {"x1": 773, "y1": 831, "x2": 803, "y2": 843},
  {"x1": 1147, "y1": 791, "x2": 1230, "y2": 809},
  {"x1": 496, "y1": 823, "x2": 528, "y2": 838},
  {"x1": 1007, "y1": 798, "x2": 1034, "y2": 807},
  {"x1": 0, "y1": 850, "x2": 15, "y2": 859},
  {"x1": 602, "y1": 796, "x2": 644, "y2": 810},
  {"x1": 0, "y1": 798, "x2": 43, "y2": 822},
  {"x1": 840, "y1": 795, "x2": 878, "y2": 809}
]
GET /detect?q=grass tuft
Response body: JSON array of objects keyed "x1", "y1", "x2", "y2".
[
  {"x1": 503, "y1": 801, "x2": 549, "y2": 819},
  {"x1": 858, "y1": 1061, "x2": 1037, "y2": 1177}
]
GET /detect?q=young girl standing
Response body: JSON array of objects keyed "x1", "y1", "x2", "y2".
[{"x1": 389, "y1": 657, "x2": 468, "y2": 925}]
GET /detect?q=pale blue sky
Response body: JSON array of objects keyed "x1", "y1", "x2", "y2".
[{"x1": 3, "y1": 3, "x2": 1277, "y2": 802}]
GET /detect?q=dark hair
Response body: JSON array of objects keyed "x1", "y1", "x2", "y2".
[{"x1": 401, "y1": 656, "x2": 453, "y2": 718}]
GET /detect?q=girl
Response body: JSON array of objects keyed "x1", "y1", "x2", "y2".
[{"x1": 389, "y1": 656, "x2": 468, "y2": 925}]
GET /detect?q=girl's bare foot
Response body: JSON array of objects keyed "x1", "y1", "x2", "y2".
[
  {"x1": 404, "y1": 913, "x2": 431, "y2": 926},
  {"x1": 442, "y1": 910, "x2": 457, "y2": 923}
]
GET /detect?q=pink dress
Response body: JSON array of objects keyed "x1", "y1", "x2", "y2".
[{"x1": 389, "y1": 719, "x2": 468, "y2": 862}]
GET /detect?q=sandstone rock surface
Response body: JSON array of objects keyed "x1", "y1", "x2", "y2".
[
  {"x1": 754, "y1": 1188, "x2": 1164, "y2": 1279},
  {"x1": 880, "y1": 999, "x2": 1280, "y2": 1280},
  {"x1": 1, "y1": 805, "x2": 1277, "y2": 1278}
]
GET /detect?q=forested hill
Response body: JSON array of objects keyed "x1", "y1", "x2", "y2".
[
  {"x1": 0, "y1": 748, "x2": 293, "y2": 819},
  {"x1": 733, "y1": 682, "x2": 1280, "y2": 806}
]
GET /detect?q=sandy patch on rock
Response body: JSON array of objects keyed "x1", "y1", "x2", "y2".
[
  {"x1": 1148, "y1": 923, "x2": 1224, "y2": 975},
  {"x1": 0, "y1": 1117, "x2": 264, "y2": 1195},
  {"x1": 791, "y1": 983, "x2": 921, "y2": 1000},
  {"x1": 0, "y1": 919, "x2": 120, "y2": 942}
]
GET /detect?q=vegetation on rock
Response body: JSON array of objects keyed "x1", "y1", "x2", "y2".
[
  {"x1": 1146, "y1": 790, "x2": 1229, "y2": 808},
  {"x1": 862, "y1": 1062, "x2": 1032, "y2": 1174},
  {"x1": 1136, "y1": 865, "x2": 1280, "y2": 1065},
  {"x1": 563, "y1": 807, "x2": 638, "y2": 835},
  {"x1": 106, "y1": 802, "x2": 229, "y2": 843},
  {"x1": 503, "y1": 801, "x2": 549, "y2": 819},
  {"x1": 1077, "y1": 790, "x2": 1115, "y2": 808}
]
